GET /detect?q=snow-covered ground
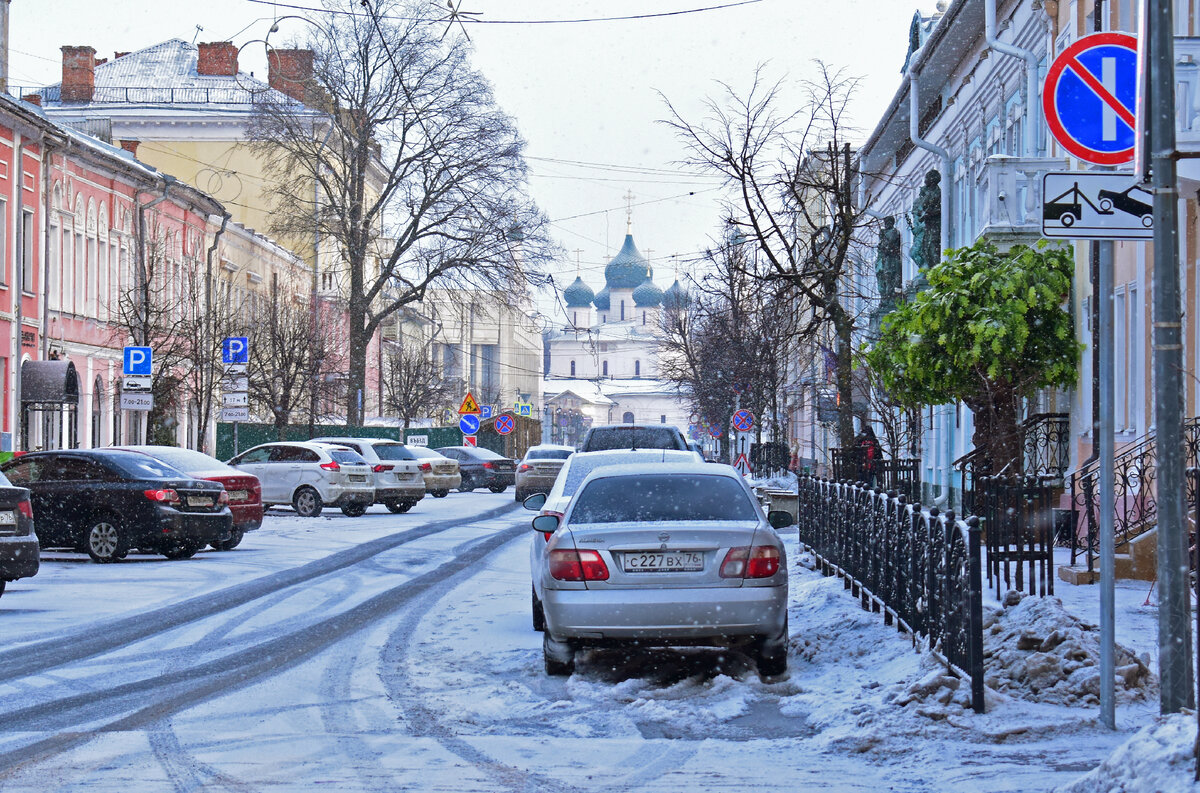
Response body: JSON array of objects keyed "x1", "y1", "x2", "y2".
[{"x1": 1, "y1": 497, "x2": 1195, "y2": 792}]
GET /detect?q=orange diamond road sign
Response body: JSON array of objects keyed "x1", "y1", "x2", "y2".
[{"x1": 458, "y1": 392, "x2": 480, "y2": 414}]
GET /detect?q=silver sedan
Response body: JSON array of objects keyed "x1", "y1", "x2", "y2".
[{"x1": 530, "y1": 463, "x2": 792, "y2": 678}]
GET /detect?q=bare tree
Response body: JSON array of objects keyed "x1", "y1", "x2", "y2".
[
  {"x1": 248, "y1": 0, "x2": 552, "y2": 425},
  {"x1": 662, "y1": 62, "x2": 877, "y2": 450},
  {"x1": 381, "y1": 340, "x2": 456, "y2": 428}
]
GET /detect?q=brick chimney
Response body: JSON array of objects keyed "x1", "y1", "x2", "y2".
[
  {"x1": 119, "y1": 140, "x2": 139, "y2": 156},
  {"x1": 115, "y1": 52, "x2": 129, "y2": 60},
  {"x1": 22, "y1": 93, "x2": 40, "y2": 106},
  {"x1": 61, "y1": 45, "x2": 96, "y2": 103},
  {"x1": 197, "y1": 41, "x2": 238, "y2": 76},
  {"x1": 268, "y1": 48, "x2": 313, "y2": 103}
]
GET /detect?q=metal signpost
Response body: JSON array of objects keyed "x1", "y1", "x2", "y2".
[
  {"x1": 220, "y1": 337, "x2": 250, "y2": 454},
  {"x1": 1042, "y1": 29, "x2": 1143, "y2": 728}
]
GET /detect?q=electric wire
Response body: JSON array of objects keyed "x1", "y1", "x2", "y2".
[{"x1": 241, "y1": 0, "x2": 765, "y2": 25}]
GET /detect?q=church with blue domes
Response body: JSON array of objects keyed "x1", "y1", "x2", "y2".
[{"x1": 542, "y1": 231, "x2": 696, "y2": 447}]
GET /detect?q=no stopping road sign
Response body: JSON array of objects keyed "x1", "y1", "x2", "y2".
[{"x1": 1043, "y1": 32, "x2": 1138, "y2": 165}]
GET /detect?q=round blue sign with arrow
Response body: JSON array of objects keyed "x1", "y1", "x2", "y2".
[
  {"x1": 459, "y1": 413, "x2": 480, "y2": 434},
  {"x1": 1043, "y1": 32, "x2": 1138, "y2": 165}
]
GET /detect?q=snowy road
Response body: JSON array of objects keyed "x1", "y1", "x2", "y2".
[{"x1": 0, "y1": 493, "x2": 1154, "y2": 792}]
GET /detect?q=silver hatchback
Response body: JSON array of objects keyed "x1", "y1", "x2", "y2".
[{"x1": 531, "y1": 463, "x2": 792, "y2": 678}]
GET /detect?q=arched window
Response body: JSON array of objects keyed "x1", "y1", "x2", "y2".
[
  {"x1": 642, "y1": 311, "x2": 647, "y2": 325},
  {"x1": 570, "y1": 360, "x2": 576, "y2": 376},
  {"x1": 622, "y1": 411, "x2": 635, "y2": 423},
  {"x1": 572, "y1": 311, "x2": 577, "y2": 326},
  {"x1": 634, "y1": 360, "x2": 641, "y2": 377},
  {"x1": 112, "y1": 389, "x2": 123, "y2": 445},
  {"x1": 91, "y1": 376, "x2": 104, "y2": 448},
  {"x1": 602, "y1": 360, "x2": 608, "y2": 376},
  {"x1": 620, "y1": 300, "x2": 625, "y2": 321}
]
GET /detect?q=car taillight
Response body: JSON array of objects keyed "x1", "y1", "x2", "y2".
[
  {"x1": 320, "y1": 461, "x2": 340, "y2": 471},
  {"x1": 373, "y1": 464, "x2": 393, "y2": 473},
  {"x1": 218, "y1": 491, "x2": 229, "y2": 505},
  {"x1": 483, "y1": 461, "x2": 495, "y2": 469},
  {"x1": 548, "y1": 549, "x2": 609, "y2": 581},
  {"x1": 518, "y1": 463, "x2": 532, "y2": 472},
  {"x1": 418, "y1": 462, "x2": 432, "y2": 472},
  {"x1": 144, "y1": 488, "x2": 181, "y2": 504},
  {"x1": 16, "y1": 499, "x2": 33, "y2": 518},
  {"x1": 720, "y1": 546, "x2": 781, "y2": 579}
]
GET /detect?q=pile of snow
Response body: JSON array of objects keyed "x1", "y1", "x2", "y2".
[
  {"x1": 1056, "y1": 713, "x2": 1200, "y2": 793},
  {"x1": 983, "y1": 592, "x2": 1156, "y2": 705},
  {"x1": 751, "y1": 471, "x2": 797, "y2": 491}
]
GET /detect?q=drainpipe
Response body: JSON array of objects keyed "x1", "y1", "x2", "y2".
[
  {"x1": 986, "y1": 0, "x2": 1041, "y2": 157},
  {"x1": 908, "y1": 69, "x2": 955, "y2": 500},
  {"x1": 202, "y1": 211, "x2": 230, "y2": 453},
  {"x1": 12, "y1": 135, "x2": 25, "y2": 449}
]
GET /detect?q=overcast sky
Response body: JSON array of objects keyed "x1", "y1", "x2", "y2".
[{"x1": 17, "y1": 0, "x2": 918, "y2": 318}]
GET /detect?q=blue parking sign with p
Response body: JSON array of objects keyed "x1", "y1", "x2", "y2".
[
  {"x1": 123, "y1": 346, "x2": 152, "y2": 375},
  {"x1": 222, "y1": 336, "x2": 250, "y2": 364}
]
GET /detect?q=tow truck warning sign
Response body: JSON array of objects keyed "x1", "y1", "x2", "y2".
[{"x1": 1041, "y1": 171, "x2": 1153, "y2": 240}]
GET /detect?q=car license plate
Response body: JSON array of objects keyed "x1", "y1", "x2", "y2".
[
  {"x1": 349, "y1": 475, "x2": 366, "y2": 482},
  {"x1": 186, "y1": 496, "x2": 213, "y2": 508},
  {"x1": 0, "y1": 510, "x2": 15, "y2": 525},
  {"x1": 623, "y1": 551, "x2": 703, "y2": 573},
  {"x1": 227, "y1": 490, "x2": 248, "y2": 502}
]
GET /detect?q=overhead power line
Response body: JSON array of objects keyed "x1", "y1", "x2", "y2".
[{"x1": 242, "y1": 0, "x2": 764, "y2": 25}]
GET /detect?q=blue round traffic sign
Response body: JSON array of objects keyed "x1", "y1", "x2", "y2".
[
  {"x1": 495, "y1": 415, "x2": 515, "y2": 435},
  {"x1": 731, "y1": 409, "x2": 754, "y2": 433},
  {"x1": 1043, "y1": 32, "x2": 1138, "y2": 165},
  {"x1": 459, "y1": 413, "x2": 480, "y2": 434}
]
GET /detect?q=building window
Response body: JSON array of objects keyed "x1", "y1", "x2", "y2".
[
  {"x1": 602, "y1": 360, "x2": 608, "y2": 376},
  {"x1": 570, "y1": 359, "x2": 575, "y2": 376},
  {"x1": 642, "y1": 311, "x2": 647, "y2": 325},
  {"x1": 660, "y1": 415, "x2": 667, "y2": 424},
  {"x1": 91, "y1": 376, "x2": 104, "y2": 448},
  {"x1": 0, "y1": 199, "x2": 7, "y2": 286},
  {"x1": 634, "y1": 360, "x2": 640, "y2": 377},
  {"x1": 620, "y1": 300, "x2": 625, "y2": 321},
  {"x1": 573, "y1": 310, "x2": 577, "y2": 326},
  {"x1": 622, "y1": 411, "x2": 635, "y2": 423},
  {"x1": 21, "y1": 210, "x2": 34, "y2": 294}
]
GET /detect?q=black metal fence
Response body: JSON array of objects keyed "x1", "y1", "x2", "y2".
[
  {"x1": 956, "y1": 412, "x2": 1070, "y2": 516},
  {"x1": 975, "y1": 476, "x2": 1056, "y2": 598},
  {"x1": 796, "y1": 476, "x2": 985, "y2": 713},
  {"x1": 830, "y1": 447, "x2": 922, "y2": 503}
]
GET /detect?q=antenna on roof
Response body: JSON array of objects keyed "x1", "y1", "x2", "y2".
[{"x1": 192, "y1": 25, "x2": 204, "y2": 45}]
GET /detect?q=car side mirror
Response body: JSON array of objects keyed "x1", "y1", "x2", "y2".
[
  {"x1": 532, "y1": 514, "x2": 560, "y2": 533},
  {"x1": 767, "y1": 510, "x2": 795, "y2": 529},
  {"x1": 523, "y1": 492, "x2": 547, "y2": 511}
]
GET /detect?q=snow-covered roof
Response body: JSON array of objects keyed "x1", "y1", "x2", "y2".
[{"x1": 543, "y1": 377, "x2": 677, "y2": 404}]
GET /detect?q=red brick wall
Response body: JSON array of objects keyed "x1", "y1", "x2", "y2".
[
  {"x1": 197, "y1": 42, "x2": 238, "y2": 77},
  {"x1": 60, "y1": 45, "x2": 96, "y2": 103},
  {"x1": 268, "y1": 49, "x2": 313, "y2": 103}
]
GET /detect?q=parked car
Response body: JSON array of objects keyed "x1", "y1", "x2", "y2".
[
  {"x1": 514, "y1": 444, "x2": 574, "y2": 502},
  {"x1": 0, "y1": 450, "x2": 232, "y2": 562},
  {"x1": 114, "y1": 445, "x2": 262, "y2": 550},
  {"x1": 311, "y1": 437, "x2": 426, "y2": 513},
  {"x1": 578, "y1": 423, "x2": 690, "y2": 453},
  {"x1": 406, "y1": 445, "x2": 461, "y2": 498},
  {"x1": 434, "y1": 446, "x2": 516, "y2": 493},
  {"x1": 531, "y1": 463, "x2": 793, "y2": 677},
  {"x1": 523, "y1": 448, "x2": 705, "y2": 631},
  {"x1": 0, "y1": 469, "x2": 38, "y2": 599},
  {"x1": 226, "y1": 442, "x2": 374, "y2": 518}
]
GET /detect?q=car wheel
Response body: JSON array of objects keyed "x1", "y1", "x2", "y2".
[
  {"x1": 163, "y1": 540, "x2": 203, "y2": 560},
  {"x1": 0, "y1": 580, "x2": 6, "y2": 599},
  {"x1": 341, "y1": 503, "x2": 368, "y2": 517},
  {"x1": 489, "y1": 484, "x2": 507, "y2": 493},
  {"x1": 543, "y1": 633, "x2": 574, "y2": 676},
  {"x1": 385, "y1": 499, "x2": 414, "y2": 513},
  {"x1": 457, "y1": 477, "x2": 474, "y2": 493},
  {"x1": 293, "y1": 486, "x2": 324, "y2": 518},
  {"x1": 210, "y1": 528, "x2": 244, "y2": 551},
  {"x1": 431, "y1": 489, "x2": 449, "y2": 498},
  {"x1": 514, "y1": 490, "x2": 525, "y2": 502},
  {"x1": 532, "y1": 585, "x2": 545, "y2": 632},
  {"x1": 85, "y1": 517, "x2": 128, "y2": 563},
  {"x1": 754, "y1": 619, "x2": 789, "y2": 677}
]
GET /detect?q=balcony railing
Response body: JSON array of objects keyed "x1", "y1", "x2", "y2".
[{"x1": 973, "y1": 155, "x2": 1070, "y2": 245}]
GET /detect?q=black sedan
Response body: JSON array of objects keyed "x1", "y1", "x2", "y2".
[
  {"x1": 434, "y1": 446, "x2": 516, "y2": 493},
  {"x1": 0, "y1": 450, "x2": 233, "y2": 563},
  {"x1": 0, "y1": 469, "x2": 38, "y2": 599}
]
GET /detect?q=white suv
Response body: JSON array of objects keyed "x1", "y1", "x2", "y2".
[
  {"x1": 311, "y1": 437, "x2": 426, "y2": 513},
  {"x1": 227, "y1": 442, "x2": 374, "y2": 518}
]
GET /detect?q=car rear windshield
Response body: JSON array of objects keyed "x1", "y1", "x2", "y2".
[
  {"x1": 583, "y1": 427, "x2": 686, "y2": 452},
  {"x1": 107, "y1": 454, "x2": 190, "y2": 480},
  {"x1": 467, "y1": 447, "x2": 505, "y2": 460},
  {"x1": 407, "y1": 446, "x2": 445, "y2": 459},
  {"x1": 372, "y1": 443, "x2": 416, "y2": 461},
  {"x1": 132, "y1": 447, "x2": 222, "y2": 472},
  {"x1": 330, "y1": 450, "x2": 368, "y2": 464},
  {"x1": 525, "y1": 448, "x2": 572, "y2": 460},
  {"x1": 570, "y1": 474, "x2": 758, "y2": 523}
]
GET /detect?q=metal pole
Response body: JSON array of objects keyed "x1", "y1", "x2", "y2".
[
  {"x1": 1098, "y1": 238, "x2": 1116, "y2": 729},
  {"x1": 1149, "y1": 0, "x2": 1196, "y2": 714}
]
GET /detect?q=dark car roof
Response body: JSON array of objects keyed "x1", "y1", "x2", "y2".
[{"x1": 436, "y1": 445, "x2": 506, "y2": 460}]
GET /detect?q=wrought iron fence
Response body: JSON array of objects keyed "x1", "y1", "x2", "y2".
[
  {"x1": 796, "y1": 476, "x2": 985, "y2": 713},
  {"x1": 975, "y1": 476, "x2": 1055, "y2": 598},
  {"x1": 830, "y1": 447, "x2": 921, "y2": 503},
  {"x1": 955, "y1": 412, "x2": 1069, "y2": 516},
  {"x1": 32, "y1": 85, "x2": 265, "y2": 105},
  {"x1": 1069, "y1": 416, "x2": 1200, "y2": 572}
]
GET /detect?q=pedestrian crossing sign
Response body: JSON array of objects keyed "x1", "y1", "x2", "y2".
[{"x1": 458, "y1": 392, "x2": 480, "y2": 414}]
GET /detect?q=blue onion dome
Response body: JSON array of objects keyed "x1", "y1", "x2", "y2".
[
  {"x1": 662, "y1": 279, "x2": 691, "y2": 311},
  {"x1": 632, "y1": 276, "x2": 664, "y2": 307},
  {"x1": 594, "y1": 286, "x2": 611, "y2": 310},
  {"x1": 604, "y1": 234, "x2": 652, "y2": 289},
  {"x1": 563, "y1": 276, "x2": 595, "y2": 308}
]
